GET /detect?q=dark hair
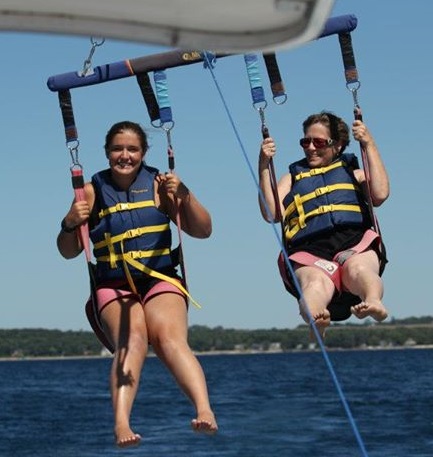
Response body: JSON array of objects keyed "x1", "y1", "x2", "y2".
[
  {"x1": 302, "y1": 111, "x2": 350, "y2": 154},
  {"x1": 104, "y1": 121, "x2": 149, "y2": 155}
]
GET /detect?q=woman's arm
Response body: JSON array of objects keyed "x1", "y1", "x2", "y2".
[
  {"x1": 352, "y1": 120, "x2": 390, "y2": 207},
  {"x1": 157, "y1": 173, "x2": 212, "y2": 239},
  {"x1": 258, "y1": 137, "x2": 291, "y2": 222},
  {"x1": 57, "y1": 182, "x2": 95, "y2": 258}
]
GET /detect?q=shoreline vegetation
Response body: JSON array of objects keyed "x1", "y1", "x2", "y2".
[{"x1": 1, "y1": 316, "x2": 433, "y2": 359}]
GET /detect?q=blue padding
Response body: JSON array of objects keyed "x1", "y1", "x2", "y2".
[
  {"x1": 153, "y1": 70, "x2": 173, "y2": 123},
  {"x1": 244, "y1": 54, "x2": 265, "y2": 104},
  {"x1": 319, "y1": 14, "x2": 358, "y2": 39},
  {"x1": 159, "y1": 106, "x2": 173, "y2": 124},
  {"x1": 47, "y1": 61, "x2": 133, "y2": 91},
  {"x1": 251, "y1": 87, "x2": 265, "y2": 105}
]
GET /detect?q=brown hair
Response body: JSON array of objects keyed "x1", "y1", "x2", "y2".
[
  {"x1": 104, "y1": 121, "x2": 149, "y2": 155},
  {"x1": 302, "y1": 111, "x2": 350, "y2": 154}
]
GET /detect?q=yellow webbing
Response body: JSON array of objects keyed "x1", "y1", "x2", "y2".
[
  {"x1": 98, "y1": 200, "x2": 154, "y2": 218},
  {"x1": 96, "y1": 243, "x2": 201, "y2": 309},
  {"x1": 294, "y1": 161, "x2": 343, "y2": 181},
  {"x1": 285, "y1": 204, "x2": 361, "y2": 240},
  {"x1": 93, "y1": 223, "x2": 170, "y2": 250},
  {"x1": 283, "y1": 183, "x2": 357, "y2": 220},
  {"x1": 122, "y1": 253, "x2": 201, "y2": 309}
]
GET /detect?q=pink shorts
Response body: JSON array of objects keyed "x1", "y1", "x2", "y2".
[
  {"x1": 278, "y1": 229, "x2": 381, "y2": 294},
  {"x1": 95, "y1": 280, "x2": 186, "y2": 314}
]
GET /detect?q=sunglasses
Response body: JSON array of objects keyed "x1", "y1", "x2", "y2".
[{"x1": 299, "y1": 137, "x2": 334, "y2": 149}]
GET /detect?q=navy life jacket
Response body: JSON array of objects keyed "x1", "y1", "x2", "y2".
[
  {"x1": 282, "y1": 153, "x2": 371, "y2": 246},
  {"x1": 90, "y1": 164, "x2": 173, "y2": 281}
]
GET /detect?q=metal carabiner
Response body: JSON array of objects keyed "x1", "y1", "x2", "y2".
[{"x1": 80, "y1": 37, "x2": 105, "y2": 77}]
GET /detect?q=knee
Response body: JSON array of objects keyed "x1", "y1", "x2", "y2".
[
  {"x1": 344, "y1": 260, "x2": 370, "y2": 281},
  {"x1": 151, "y1": 331, "x2": 187, "y2": 359},
  {"x1": 302, "y1": 274, "x2": 333, "y2": 295},
  {"x1": 115, "y1": 329, "x2": 148, "y2": 355}
]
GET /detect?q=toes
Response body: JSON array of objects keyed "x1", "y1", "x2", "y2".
[
  {"x1": 191, "y1": 418, "x2": 218, "y2": 434},
  {"x1": 116, "y1": 433, "x2": 141, "y2": 448}
]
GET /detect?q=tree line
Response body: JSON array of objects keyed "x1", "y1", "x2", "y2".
[{"x1": 1, "y1": 316, "x2": 433, "y2": 358}]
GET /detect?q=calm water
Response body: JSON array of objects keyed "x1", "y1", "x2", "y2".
[{"x1": 1, "y1": 349, "x2": 432, "y2": 457}]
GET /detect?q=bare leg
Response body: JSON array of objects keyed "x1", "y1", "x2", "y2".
[
  {"x1": 342, "y1": 250, "x2": 388, "y2": 322},
  {"x1": 295, "y1": 265, "x2": 335, "y2": 339},
  {"x1": 101, "y1": 297, "x2": 148, "y2": 447},
  {"x1": 145, "y1": 293, "x2": 218, "y2": 434}
]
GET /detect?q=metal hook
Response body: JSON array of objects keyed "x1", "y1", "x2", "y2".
[{"x1": 80, "y1": 37, "x2": 105, "y2": 77}]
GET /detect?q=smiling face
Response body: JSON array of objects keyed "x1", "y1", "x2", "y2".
[
  {"x1": 106, "y1": 129, "x2": 145, "y2": 185},
  {"x1": 301, "y1": 122, "x2": 340, "y2": 168}
]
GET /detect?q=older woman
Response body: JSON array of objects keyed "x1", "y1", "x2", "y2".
[{"x1": 258, "y1": 111, "x2": 389, "y2": 337}]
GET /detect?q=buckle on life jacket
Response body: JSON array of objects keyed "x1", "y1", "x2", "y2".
[
  {"x1": 115, "y1": 202, "x2": 130, "y2": 211},
  {"x1": 315, "y1": 186, "x2": 329, "y2": 196},
  {"x1": 317, "y1": 204, "x2": 334, "y2": 214}
]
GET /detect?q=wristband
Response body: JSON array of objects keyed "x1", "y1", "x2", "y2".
[{"x1": 61, "y1": 218, "x2": 77, "y2": 233}]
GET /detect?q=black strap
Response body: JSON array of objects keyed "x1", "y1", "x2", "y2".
[
  {"x1": 262, "y1": 53, "x2": 286, "y2": 99},
  {"x1": 58, "y1": 90, "x2": 78, "y2": 143},
  {"x1": 136, "y1": 72, "x2": 160, "y2": 124},
  {"x1": 338, "y1": 32, "x2": 359, "y2": 86}
]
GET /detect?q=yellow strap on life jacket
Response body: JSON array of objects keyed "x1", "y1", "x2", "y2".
[
  {"x1": 284, "y1": 183, "x2": 358, "y2": 220},
  {"x1": 285, "y1": 204, "x2": 362, "y2": 240},
  {"x1": 122, "y1": 255, "x2": 200, "y2": 308},
  {"x1": 93, "y1": 223, "x2": 170, "y2": 250},
  {"x1": 96, "y1": 248, "x2": 171, "y2": 263},
  {"x1": 294, "y1": 161, "x2": 343, "y2": 181},
  {"x1": 98, "y1": 200, "x2": 155, "y2": 218},
  {"x1": 96, "y1": 244, "x2": 201, "y2": 309}
]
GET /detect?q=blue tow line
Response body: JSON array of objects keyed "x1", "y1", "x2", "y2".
[{"x1": 202, "y1": 52, "x2": 369, "y2": 457}]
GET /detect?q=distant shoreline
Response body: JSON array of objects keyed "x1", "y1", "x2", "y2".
[{"x1": 2, "y1": 344, "x2": 433, "y2": 362}]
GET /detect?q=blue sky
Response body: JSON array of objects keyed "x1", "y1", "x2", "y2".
[{"x1": 2, "y1": 0, "x2": 432, "y2": 331}]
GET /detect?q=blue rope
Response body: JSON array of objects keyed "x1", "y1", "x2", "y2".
[{"x1": 203, "y1": 53, "x2": 369, "y2": 457}]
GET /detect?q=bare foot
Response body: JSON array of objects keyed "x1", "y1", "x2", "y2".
[
  {"x1": 191, "y1": 411, "x2": 218, "y2": 435},
  {"x1": 115, "y1": 425, "x2": 142, "y2": 448},
  {"x1": 351, "y1": 300, "x2": 388, "y2": 322},
  {"x1": 309, "y1": 309, "x2": 331, "y2": 340}
]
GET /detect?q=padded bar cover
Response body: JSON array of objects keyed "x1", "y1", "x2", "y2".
[
  {"x1": 153, "y1": 70, "x2": 173, "y2": 124},
  {"x1": 244, "y1": 54, "x2": 266, "y2": 105},
  {"x1": 47, "y1": 15, "x2": 357, "y2": 92},
  {"x1": 318, "y1": 14, "x2": 357, "y2": 39},
  {"x1": 47, "y1": 50, "x2": 209, "y2": 92}
]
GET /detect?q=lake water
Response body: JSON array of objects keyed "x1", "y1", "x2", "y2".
[{"x1": 1, "y1": 349, "x2": 432, "y2": 456}]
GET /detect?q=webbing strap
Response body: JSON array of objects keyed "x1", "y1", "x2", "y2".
[
  {"x1": 58, "y1": 90, "x2": 78, "y2": 143},
  {"x1": 262, "y1": 53, "x2": 287, "y2": 102},
  {"x1": 98, "y1": 200, "x2": 154, "y2": 218},
  {"x1": 96, "y1": 248, "x2": 170, "y2": 263},
  {"x1": 93, "y1": 223, "x2": 170, "y2": 249},
  {"x1": 338, "y1": 32, "x2": 359, "y2": 86},
  {"x1": 294, "y1": 161, "x2": 344, "y2": 181},
  {"x1": 285, "y1": 204, "x2": 362, "y2": 240},
  {"x1": 136, "y1": 72, "x2": 160, "y2": 123},
  {"x1": 284, "y1": 183, "x2": 358, "y2": 219},
  {"x1": 119, "y1": 250, "x2": 201, "y2": 308}
]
